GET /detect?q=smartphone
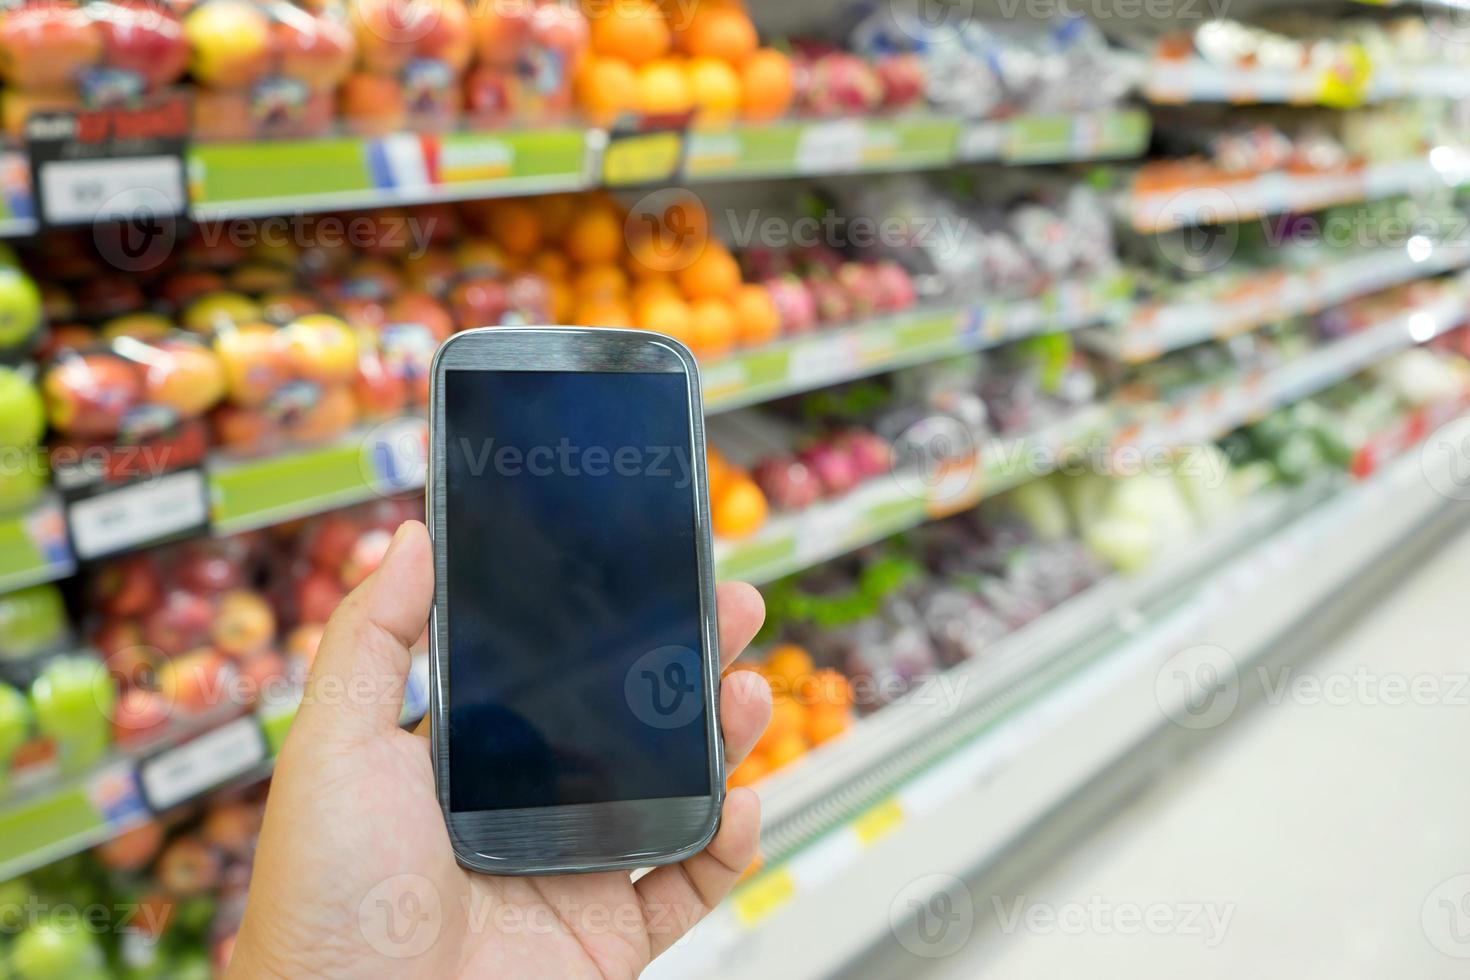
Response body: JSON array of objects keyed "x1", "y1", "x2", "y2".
[{"x1": 426, "y1": 327, "x2": 724, "y2": 875}]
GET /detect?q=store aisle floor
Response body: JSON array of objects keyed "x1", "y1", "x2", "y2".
[{"x1": 903, "y1": 525, "x2": 1470, "y2": 980}]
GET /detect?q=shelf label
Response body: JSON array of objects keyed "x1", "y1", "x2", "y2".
[
  {"x1": 26, "y1": 95, "x2": 189, "y2": 227},
  {"x1": 603, "y1": 128, "x2": 686, "y2": 187},
  {"x1": 853, "y1": 798, "x2": 904, "y2": 846},
  {"x1": 67, "y1": 468, "x2": 209, "y2": 561},
  {"x1": 795, "y1": 121, "x2": 866, "y2": 174},
  {"x1": 139, "y1": 716, "x2": 268, "y2": 812},
  {"x1": 733, "y1": 867, "x2": 796, "y2": 928}
]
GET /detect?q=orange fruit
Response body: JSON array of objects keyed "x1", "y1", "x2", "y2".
[
  {"x1": 712, "y1": 475, "x2": 767, "y2": 538},
  {"x1": 754, "y1": 697, "x2": 805, "y2": 754},
  {"x1": 796, "y1": 668, "x2": 852, "y2": 709},
  {"x1": 686, "y1": 56, "x2": 741, "y2": 119},
  {"x1": 630, "y1": 275, "x2": 682, "y2": 308},
  {"x1": 571, "y1": 297, "x2": 633, "y2": 329},
  {"x1": 727, "y1": 753, "x2": 769, "y2": 788},
  {"x1": 733, "y1": 283, "x2": 780, "y2": 346},
  {"x1": 635, "y1": 291, "x2": 690, "y2": 335},
  {"x1": 635, "y1": 58, "x2": 694, "y2": 115},
  {"x1": 763, "y1": 644, "x2": 814, "y2": 690},
  {"x1": 529, "y1": 249, "x2": 569, "y2": 281},
  {"x1": 688, "y1": 297, "x2": 737, "y2": 358},
  {"x1": 741, "y1": 48, "x2": 793, "y2": 121},
  {"x1": 547, "y1": 279, "x2": 574, "y2": 322},
  {"x1": 589, "y1": 0, "x2": 670, "y2": 66},
  {"x1": 533, "y1": 193, "x2": 580, "y2": 243},
  {"x1": 707, "y1": 444, "x2": 733, "y2": 498},
  {"x1": 574, "y1": 55, "x2": 639, "y2": 125},
  {"x1": 573, "y1": 263, "x2": 630, "y2": 300},
  {"x1": 677, "y1": 241, "x2": 741, "y2": 299},
  {"x1": 484, "y1": 199, "x2": 542, "y2": 256},
  {"x1": 679, "y1": 6, "x2": 756, "y2": 61},
  {"x1": 564, "y1": 206, "x2": 625, "y2": 265},
  {"x1": 763, "y1": 732, "x2": 808, "y2": 770},
  {"x1": 806, "y1": 705, "x2": 849, "y2": 746}
]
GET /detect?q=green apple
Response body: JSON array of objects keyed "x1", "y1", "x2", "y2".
[
  {"x1": 0, "y1": 681, "x2": 32, "y2": 762},
  {"x1": 0, "y1": 874, "x2": 32, "y2": 933},
  {"x1": 29, "y1": 655, "x2": 113, "y2": 740},
  {"x1": 0, "y1": 586, "x2": 67, "y2": 662},
  {"x1": 10, "y1": 918, "x2": 106, "y2": 980},
  {"x1": 0, "y1": 366, "x2": 44, "y2": 446},
  {"x1": 0, "y1": 266, "x2": 40, "y2": 351},
  {"x1": 0, "y1": 586, "x2": 66, "y2": 662},
  {"x1": 0, "y1": 449, "x2": 45, "y2": 515}
]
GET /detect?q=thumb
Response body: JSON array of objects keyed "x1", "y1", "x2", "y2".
[{"x1": 297, "y1": 519, "x2": 433, "y2": 735}]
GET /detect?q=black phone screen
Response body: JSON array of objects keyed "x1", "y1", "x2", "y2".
[{"x1": 443, "y1": 368, "x2": 711, "y2": 813}]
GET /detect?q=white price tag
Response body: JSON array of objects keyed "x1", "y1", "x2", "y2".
[
  {"x1": 38, "y1": 155, "x2": 185, "y2": 225},
  {"x1": 787, "y1": 332, "x2": 856, "y2": 384},
  {"x1": 67, "y1": 469, "x2": 208, "y2": 561},
  {"x1": 795, "y1": 121, "x2": 866, "y2": 174},
  {"x1": 956, "y1": 121, "x2": 1005, "y2": 161},
  {"x1": 139, "y1": 716, "x2": 267, "y2": 812}
]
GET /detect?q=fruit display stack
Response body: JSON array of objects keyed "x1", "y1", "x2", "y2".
[
  {"x1": 185, "y1": 0, "x2": 356, "y2": 139},
  {"x1": 341, "y1": 0, "x2": 472, "y2": 133}
]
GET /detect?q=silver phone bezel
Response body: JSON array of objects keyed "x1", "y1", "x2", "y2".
[{"x1": 426, "y1": 326, "x2": 724, "y2": 876}]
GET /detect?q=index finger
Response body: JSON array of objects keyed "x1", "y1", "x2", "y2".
[{"x1": 716, "y1": 581, "x2": 764, "y2": 671}]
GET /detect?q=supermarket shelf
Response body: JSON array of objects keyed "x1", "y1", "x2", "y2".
[
  {"x1": 712, "y1": 405, "x2": 1115, "y2": 586},
  {"x1": 1143, "y1": 58, "x2": 1470, "y2": 106},
  {"x1": 0, "y1": 656, "x2": 429, "y2": 882},
  {"x1": 703, "y1": 273, "x2": 1132, "y2": 412},
  {"x1": 1125, "y1": 153, "x2": 1470, "y2": 233},
  {"x1": 1084, "y1": 242, "x2": 1470, "y2": 362},
  {"x1": 0, "y1": 494, "x2": 75, "y2": 594},
  {"x1": 0, "y1": 109, "x2": 1151, "y2": 233},
  {"x1": 650, "y1": 425, "x2": 1466, "y2": 980},
  {"x1": 1116, "y1": 277, "x2": 1470, "y2": 452},
  {"x1": 684, "y1": 109, "x2": 1151, "y2": 181}
]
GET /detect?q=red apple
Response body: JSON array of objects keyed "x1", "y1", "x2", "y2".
[
  {"x1": 876, "y1": 53, "x2": 925, "y2": 109},
  {"x1": 174, "y1": 541, "x2": 248, "y2": 595},
  {"x1": 872, "y1": 259, "x2": 916, "y2": 312},
  {"x1": 799, "y1": 441, "x2": 861, "y2": 496},
  {"x1": 110, "y1": 687, "x2": 171, "y2": 745},
  {"x1": 834, "y1": 429, "x2": 893, "y2": 479},
  {"x1": 98, "y1": 0, "x2": 189, "y2": 90},
  {"x1": 160, "y1": 270, "x2": 227, "y2": 309},
  {"x1": 752, "y1": 455, "x2": 822, "y2": 511},
  {"x1": 94, "y1": 819, "x2": 165, "y2": 871},
  {"x1": 274, "y1": 10, "x2": 356, "y2": 91},
  {"x1": 296, "y1": 569, "x2": 347, "y2": 624},
  {"x1": 76, "y1": 276, "x2": 147, "y2": 320},
  {"x1": 93, "y1": 617, "x2": 145, "y2": 661},
  {"x1": 468, "y1": 0, "x2": 530, "y2": 66},
  {"x1": 284, "y1": 384, "x2": 358, "y2": 444},
  {"x1": 354, "y1": 349, "x2": 409, "y2": 420},
  {"x1": 448, "y1": 276, "x2": 508, "y2": 330},
  {"x1": 159, "y1": 647, "x2": 232, "y2": 713},
  {"x1": 211, "y1": 590, "x2": 275, "y2": 658},
  {"x1": 305, "y1": 512, "x2": 362, "y2": 571},
  {"x1": 141, "y1": 590, "x2": 214, "y2": 656},
  {"x1": 338, "y1": 71, "x2": 406, "y2": 135},
  {"x1": 414, "y1": 0, "x2": 471, "y2": 69},
  {"x1": 386, "y1": 290, "x2": 454, "y2": 340},
  {"x1": 212, "y1": 404, "x2": 282, "y2": 455},
  {"x1": 340, "y1": 527, "x2": 392, "y2": 588},
  {"x1": 0, "y1": 0, "x2": 103, "y2": 92},
  {"x1": 42, "y1": 353, "x2": 143, "y2": 438},
  {"x1": 93, "y1": 553, "x2": 161, "y2": 617}
]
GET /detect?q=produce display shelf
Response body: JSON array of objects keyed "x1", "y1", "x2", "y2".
[
  {"x1": 0, "y1": 494, "x2": 75, "y2": 595},
  {"x1": 0, "y1": 109, "x2": 1152, "y2": 234},
  {"x1": 1114, "y1": 277, "x2": 1470, "y2": 452},
  {"x1": 0, "y1": 656, "x2": 429, "y2": 882},
  {"x1": 702, "y1": 272, "x2": 1133, "y2": 412},
  {"x1": 684, "y1": 108, "x2": 1151, "y2": 181},
  {"x1": 1143, "y1": 59, "x2": 1470, "y2": 106},
  {"x1": 1084, "y1": 242, "x2": 1470, "y2": 362},
  {"x1": 1125, "y1": 152, "x2": 1470, "y2": 233},
  {"x1": 712, "y1": 405, "x2": 1117, "y2": 587},
  {"x1": 652, "y1": 424, "x2": 1462, "y2": 980}
]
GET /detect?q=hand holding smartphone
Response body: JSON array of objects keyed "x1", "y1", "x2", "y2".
[{"x1": 427, "y1": 327, "x2": 725, "y2": 875}]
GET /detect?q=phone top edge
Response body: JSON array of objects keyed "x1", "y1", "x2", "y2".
[{"x1": 432, "y1": 326, "x2": 700, "y2": 377}]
